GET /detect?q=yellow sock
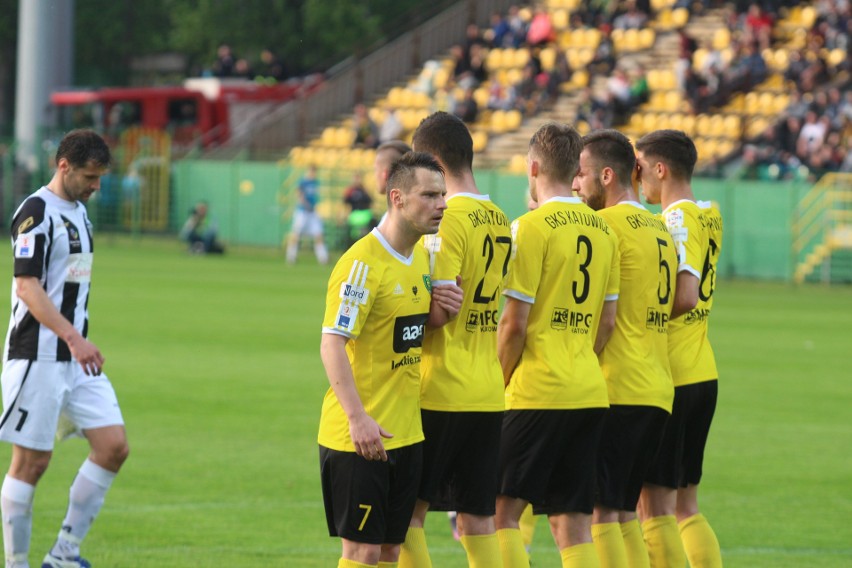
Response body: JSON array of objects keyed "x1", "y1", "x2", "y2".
[
  {"x1": 497, "y1": 528, "x2": 530, "y2": 568},
  {"x1": 461, "y1": 533, "x2": 502, "y2": 568},
  {"x1": 620, "y1": 519, "x2": 650, "y2": 568},
  {"x1": 377, "y1": 563, "x2": 398, "y2": 568},
  {"x1": 398, "y1": 526, "x2": 431, "y2": 568},
  {"x1": 519, "y1": 504, "x2": 538, "y2": 548},
  {"x1": 642, "y1": 516, "x2": 686, "y2": 568},
  {"x1": 559, "y1": 542, "x2": 601, "y2": 568},
  {"x1": 339, "y1": 559, "x2": 376, "y2": 568},
  {"x1": 592, "y1": 522, "x2": 628, "y2": 568},
  {"x1": 679, "y1": 513, "x2": 722, "y2": 568}
]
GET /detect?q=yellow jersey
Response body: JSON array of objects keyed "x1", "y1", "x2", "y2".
[
  {"x1": 503, "y1": 196, "x2": 619, "y2": 410},
  {"x1": 599, "y1": 202, "x2": 677, "y2": 412},
  {"x1": 421, "y1": 194, "x2": 511, "y2": 411},
  {"x1": 319, "y1": 229, "x2": 431, "y2": 451},
  {"x1": 663, "y1": 199, "x2": 720, "y2": 387}
]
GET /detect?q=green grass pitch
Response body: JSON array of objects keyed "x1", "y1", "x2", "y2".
[{"x1": 0, "y1": 237, "x2": 849, "y2": 566}]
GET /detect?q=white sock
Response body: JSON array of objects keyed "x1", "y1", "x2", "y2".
[
  {"x1": 2, "y1": 475, "x2": 35, "y2": 567},
  {"x1": 314, "y1": 242, "x2": 329, "y2": 265},
  {"x1": 286, "y1": 241, "x2": 298, "y2": 263},
  {"x1": 51, "y1": 460, "x2": 115, "y2": 559}
]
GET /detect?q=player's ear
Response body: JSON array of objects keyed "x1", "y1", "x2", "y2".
[
  {"x1": 389, "y1": 187, "x2": 403, "y2": 208},
  {"x1": 600, "y1": 166, "x2": 613, "y2": 185}
]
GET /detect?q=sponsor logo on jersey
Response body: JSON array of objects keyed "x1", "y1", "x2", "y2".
[
  {"x1": 551, "y1": 307, "x2": 591, "y2": 333},
  {"x1": 466, "y1": 308, "x2": 498, "y2": 332},
  {"x1": 340, "y1": 283, "x2": 370, "y2": 305},
  {"x1": 683, "y1": 308, "x2": 710, "y2": 325},
  {"x1": 392, "y1": 313, "x2": 428, "y2": 353},
  {"x1": 61, "y1": 216, "x2": 82, "y2": 253},
  {"x1": 14, "y1": 234, "x2": 34, "y2": 259},
  {"x1": 391, "y1": 354, "x2": 421, "y2": 370},
  {"x1": 335, "y1": 303, "x2": 358, "y2": 331},
  {"x1": 666, "y1": 208, "x2": 684, "y2": 228},
  {"x1": 646, "y1": 307, "x2": 669, "y2": 331},
  {"x1": 17, "y1": 217, "x2": 34, "y2": 235}
]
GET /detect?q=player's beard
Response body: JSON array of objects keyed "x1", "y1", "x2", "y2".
[{"x1": 586, "y1": 178, "x2": 607, "y2": 211}]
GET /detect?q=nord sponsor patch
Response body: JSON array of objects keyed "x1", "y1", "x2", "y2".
[{"x1": 339, "y1": 282, "x2": 370, "y2": 304}]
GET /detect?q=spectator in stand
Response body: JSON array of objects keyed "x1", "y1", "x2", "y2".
[
  {"x1": 454, "y1": 87, "x2": 480, "y2": 124},
  {"x1": 488, "y1": 11, "x2": 512, "y2": 48},
  {"x1": 342, "y1": 172, "x2": 374, "y2": 247},
  {"x1": 607, "y1": 67, "x2": 633, "y2": 123},
  {"x1": 742, "y1": 3, "x2": 773, "y2": 50},
  {"x1": 463, "y1": 22, "x2": 488, "y2": 60},
  {"x1": 212, "y1": 43, "x2": 236, "y2": 77},
  {"x1": 257, "y1": 48, "x2": 290, "y2": 83},
  {"x1": 797, "y1": 110, "x2": 828, "y2": 159},
  {"x1": 514, "y1": 64, "x2": 543, "y2": 116},
  {"x1": 507, "y1": 5, "x2": 530, "y2": 48},
  {"x1": 487, "y1": 78, "x2": 517, "y2": 111},
  {"x1": 432, "y1": 84, "x2": 457, "y2": 114},
  {"x1": 233, "y1": 58, "x2": 255, "y2": 80},
  {"x1": 352, "y1": 103, "x2": 379, "y2": 149},
  {"x1": 379, "y1": 107, "x2": 403, "y2": 145},
  {"x1": 546, "y1": 47, "x2": 573, "y2": 101},
  {"x1": 527, "y1": 6, "x2": 556, "y2": 46},
  {"x1": 613, "y1": 0, "x2": 649, "y2": 30},
  {"x1": 590, "y1": 24, "x2": 617, "y2": 76}
]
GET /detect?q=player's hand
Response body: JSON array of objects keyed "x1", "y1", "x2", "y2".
[
  {"x1": 349, "y1": 412, "x2": 393, "y2": 461},
  {"x1": 67, "y1": 335, "x2": 104, "y2": 376},
  {"x1": 432, "y1": 276, "x2": 463, "y2": 319}
]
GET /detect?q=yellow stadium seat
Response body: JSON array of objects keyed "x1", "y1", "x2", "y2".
[
  {"x1": 656, "y1": 9, "x2": 673, "y2": 30},
  {"x1": 801, "y1": 6, "x2": 816, "y2": 28},
  {"x1": 723, "y1": 115, "x2": 742, "y2": 138},
  {"x1": 387, "y1": 87, "x2": 405, "y2": 107},
  {"x1": 486, "y1": 48, "x2": 504, "y2": 71},
  {"x1": 471, "y1": 130, "x2": 488, "y2": 153},
  {"x1": 639, "y1": 28, "x2": 656, "y2": 50},
  {"x1": 473, "y1": 87, "x2": 489, "y2": 108},
  {"x1": 505, "y1": 109, "x2": 522, "y2": 131},
  {"x1": 509, "y1": 154, "x2": 527, "y2": 174},
  {"x1": 513, "y1": 48, "x2": 530, "y2": 69},
  {"x1": 491, "y1": 110, "x2": 507, "y2": 134},
  {"x1": 681, "y1": 115, "x2": 696, "y2": 136},
  {"x1": 671, "y1": 8, "x2": 689, "y2": 28},
  {"x1": 571, "y1": 69, "x2": 589, "y2": 88},
  {"x1": 642, "y1": 113, "x2": 658, "y2": 132},
  {"x1": 552, "y1": 9, "x2": 569, "y2": 30},
  {"x1": 696, "y1": 114, "x2": 712, "y2": 135},
  {"x1": 540, "y1": 46, "x2": 557, "y2": 72},
  {"x1": 713, "y1": 28, "x2": 730, "y2": 51}
]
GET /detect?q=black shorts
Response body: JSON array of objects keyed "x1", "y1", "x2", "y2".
[
  {"x1": 419, "y1": 410, "x2": 502, "y2": 515},
  {"x1": 499, "y1": 408, "x2": 606, "y2": 516},
  {"x1": 644, "y1": 380, "x2": 718, "y2": 489},
  {"x1": 319, "y1": 443, "x2": 423, "y2": 545},
  {"x1": 596, "y1": 405, "x2": 670, "y2": 511}
]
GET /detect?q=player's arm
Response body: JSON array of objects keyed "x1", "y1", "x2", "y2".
[
  {"x1": 670, "y1": 271, "x2": 698, "y2": 318},
  {"x1": 595, "y1": 299, "x2": 617, "y2": 354},
  {"x1": 428, "y1": 276, "x2": 463, "y2": 327},
  {"x1": 320, "y1": 332, "x2": 392, "y2": 461},
  {"x1": 497, "y1": 296, "x2": 531, "y2": 387},
  {"x1": 15, "y1": 275, "x2": 104, "y2": 376}
]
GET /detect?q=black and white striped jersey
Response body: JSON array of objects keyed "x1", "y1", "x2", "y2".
[{"x1": 4, "y1": 187, "x2": 94, "y2": 362}]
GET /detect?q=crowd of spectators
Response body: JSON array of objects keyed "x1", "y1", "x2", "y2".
[{"x1": 208, "y1": 43, "x2": 292, "y2": 83}]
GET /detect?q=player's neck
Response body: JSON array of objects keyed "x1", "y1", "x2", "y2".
[
  {"x1": 606, "y1": 185, "x2": 636, "y2": 208},
  {"x1": 536, "y1": 179, "x2": 572, "y2": 202},
  {"x1": 444, "y1": 170, "x2": 479, "y2": 197},
  {"x1": 46, "y1": 177, "x2": 73, "y2": 203},
  {"x1": 661, "y1": 182, "x2": 695, "y2": 209},
  {"x1": 376, "y1": 219, "x2": 418, "y2": 258}
]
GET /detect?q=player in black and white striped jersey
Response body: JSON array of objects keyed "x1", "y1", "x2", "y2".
[{"x1": 0, "y1": 130, "x2": 129, "y2": 568}]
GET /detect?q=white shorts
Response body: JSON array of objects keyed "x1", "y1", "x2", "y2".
[
  {"x1": 290, "y1": 210, "x2": 324, "y2": 238},
  {"x1": 0, "y1": 359, "x2": 125, "y2": 451}
]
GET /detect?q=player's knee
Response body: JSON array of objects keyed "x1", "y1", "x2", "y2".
[{"x1": 10, "y1": 452, "x2": 52, "y2": 484}]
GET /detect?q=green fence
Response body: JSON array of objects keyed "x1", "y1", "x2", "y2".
[{"x1": 169, "y1": 160, "x2": 811, "y2": 281}]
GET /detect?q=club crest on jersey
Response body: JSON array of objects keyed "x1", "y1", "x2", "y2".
[
  {"x1": 14, "y1": 233, "x2": 34, "y2": 259},
  {"x1": 339, "y1": 282, "x2": 370, "y2": 305},
  {"x1": 422, "y1": 275, "x2": 432, "y2": 293}
]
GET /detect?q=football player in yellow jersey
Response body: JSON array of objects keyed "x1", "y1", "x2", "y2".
[
  {"x1": 573, "y1": 129, "x2": 678, "y2": 568},
  {"x1": 396, "y1": 112, "x2": 510, "y2": 568},
  {"x1": 635, "y1": 130, "x2": 723, "y2": 568},
  {"x1": 319, "y1": 152, "x2": 462, "y2": 568},
  {"x1": 496, "y1": 123, "x2": 619, "y2": 568}
]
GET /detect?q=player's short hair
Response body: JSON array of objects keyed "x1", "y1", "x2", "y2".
[
  {"x1": 635, "y1": 129, "x2": 697, "y2": 182},
  {"x1": 386, "y1": 151, "x2": 444, "y2": 198},
  {"x1": 56, "y1": 129, "x2": 111, "y2": 169},
  {"x1": 529, "y1": 122, "x2": 583, "y2": 183},
  {"x1": 376, "y1": 140, "x2": 412, "y2": 159},
  {"x1": 582, "y1": 129, "x2": 636, "y2": 186},
  {"x1": 412, "y1": 111, "x2": 473, "y2": 176}
]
